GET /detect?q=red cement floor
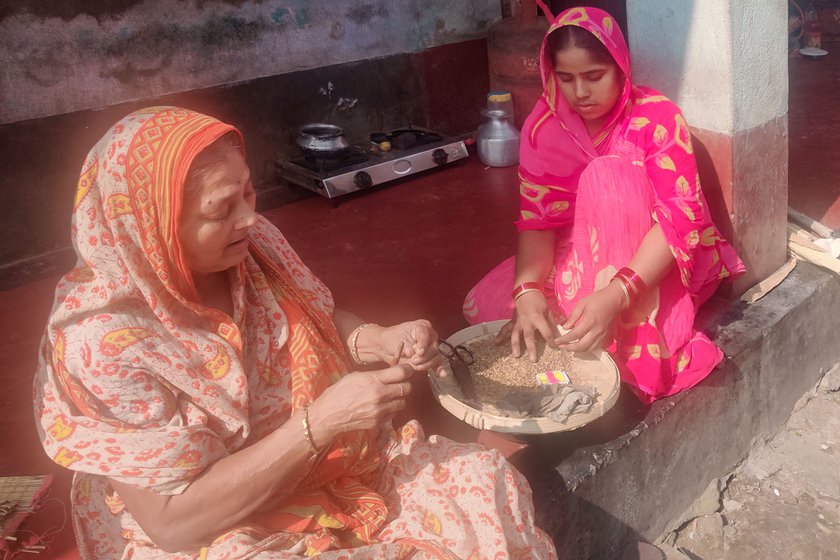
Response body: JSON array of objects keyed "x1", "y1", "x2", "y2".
[
  {"x1": 2, "y1": 53, "x2": 838, "y2": 556},
  {"x1": 788, "y1": 51, "x2": 840, "y2": 231}
]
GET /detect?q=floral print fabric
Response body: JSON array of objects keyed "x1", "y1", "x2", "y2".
[
  {"x1": 465, "y1": 8, "x2": 745, "y2": 403},
  {"x1": 33, "y1": 107, "x2": 557, "y2": 559}
]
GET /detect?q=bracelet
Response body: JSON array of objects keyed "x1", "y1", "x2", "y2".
[
  {"x1": 348, "y1": 323, "x2": 375, "y2": 365},
  {"x1": 612, "y1": 277, "x2": 631, "y2": 309},
  {"x1": 514, "y1": 288, "x2": 543, "y2": 303},
  {"x1": 613, "y1": 273, "x2": 636, "y2": 307},
  {"x1": 512, "y1": 281, "x2": 543, "y2": 301},
  {"x1": 616, "y1": 267, "x2": 648, "y2": 294},
  {"x1": 301, "y1": 404, "x2": 320, "y2": 456}
]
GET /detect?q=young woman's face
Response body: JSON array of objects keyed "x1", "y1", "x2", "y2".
[
  {"x1": 553, "y1": 46, "x2": 622, "y2": 127},
  {"x1": 178, "y1": 147, "x2": 258, "y2": 275}
]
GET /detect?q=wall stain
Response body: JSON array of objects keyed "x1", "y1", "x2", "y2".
[
  {"x1": 102, "y1": 55, "x2": 173, "y2": 87},
  {"x1": 330, "y1": 22, "x2": 345, "y2": 40},
  {"x1": 271, "y1": 6, "x2": 309, "y2": 27},
  {"x1": 93, "y1": 14, "x2": 265, "y2": 62},
  {"x1": 0, "y1": 0, "x2": 138, "y2": 22},
  {"x1": 346, "y1": 3, "x2": 388, "y2": 25},
  {"x1": 1, "y1": 0, "x2": 499, "y2": 124},
  {"x1": 20, "y1": 44, "x2": 62, "y2": 87}
]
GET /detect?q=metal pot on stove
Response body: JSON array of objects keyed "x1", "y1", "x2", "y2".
[{"x1": 296, "y1": 123, "x2": 350, "y2": 158}]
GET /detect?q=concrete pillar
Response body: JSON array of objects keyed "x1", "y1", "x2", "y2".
[{"x1": 627, "y1": 0, "x2": 789, "y2": 290}]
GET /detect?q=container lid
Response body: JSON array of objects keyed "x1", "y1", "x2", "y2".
[{"x1": 487, "y1": 91, "x2": 513, "y2": 102}]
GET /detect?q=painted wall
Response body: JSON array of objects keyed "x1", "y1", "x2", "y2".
[
  {"x1": 627, "y1": 0, "x2": 788, "y2": 134},
  {"x1": 0, "y1": 0, "x2": 499, "y2": 124}
]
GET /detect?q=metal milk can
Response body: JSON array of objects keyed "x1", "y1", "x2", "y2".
[{"x1": 477, "y1": 109, "x2": 520, "y2": 167}]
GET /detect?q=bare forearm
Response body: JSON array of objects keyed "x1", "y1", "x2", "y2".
[
  {"x1": 333, "y1": 308, "x2": 387, "y2": 365},
  {"x1": 627, "y1": 223, "x2": 675, "y2": 287},
  {"x1": 514, "y1": 229, "x2": 556, "y2": 285},
  {"x1": 111, "y1": 411, "x2": 316, "y2": 552},
  {"x1": 332, "y1": 308, "x2": 365, "y2": 341}
]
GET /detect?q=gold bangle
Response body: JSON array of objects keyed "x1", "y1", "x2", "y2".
[
  {"x1": 514, "y1": 287, "x2": 543, "y2": 303},
  {"x1": 613, "y1": 278, "x2": 631, "y2": 309},
  {"x1": 301, "y1": 404, "x2": 320, "y2": 456},
  {"x1": 348, "y1": 323, "x2": 375, "y2": 365}
]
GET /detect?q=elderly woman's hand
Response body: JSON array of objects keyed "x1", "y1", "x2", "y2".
[
  {"x1": 308, "y1": 364, "x2": 413, "y2": 447},
  {"x1": 379, "y1": 320, "x2": 444, "y2": 373}
]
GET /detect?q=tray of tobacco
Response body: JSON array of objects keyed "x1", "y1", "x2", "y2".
[{"x1": 429, "y1": 320, "x2": 621, "y2": 434}]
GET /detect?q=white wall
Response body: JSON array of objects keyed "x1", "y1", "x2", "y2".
[
  {"x1": 0, "y1": 0, "x2": 499, "y2": 124},
  {"x1": 731, "y1": 0, "x2": 788, "y2": 133},
  {"x1": 627, "y1": 0, "x2": 787, "y2": 134}
]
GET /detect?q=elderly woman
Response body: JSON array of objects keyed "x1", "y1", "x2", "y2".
[{"x1": 34, "y1": 107, "x2": 557, "y2": 559}]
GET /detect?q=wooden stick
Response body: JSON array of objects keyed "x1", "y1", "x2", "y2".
[
  {"x1": 788, "y1": 206, "x2": 835, "y2": 239},
  {"x1": 390, "y1": 342, "x2": 405, "y2": 366}
]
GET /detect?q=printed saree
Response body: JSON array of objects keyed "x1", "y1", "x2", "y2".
[
  {"x1": 464, "y1": 8, "x2": 745, "y2": 403},
  {"x1": 34, "y1": 107, "x2": 556, "y2": 559}
]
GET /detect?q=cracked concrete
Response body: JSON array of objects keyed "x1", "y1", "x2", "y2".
[{"x1": 658, "y1": 363, "x2": 840, "y2": 560}]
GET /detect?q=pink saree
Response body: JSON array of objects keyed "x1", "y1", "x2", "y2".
[
  {"x1": 464, "y1": 7, "x2": 745, "y2": 404},
  {"x1": 34, "y1": 107, "x2": 557, "y2": 559}
]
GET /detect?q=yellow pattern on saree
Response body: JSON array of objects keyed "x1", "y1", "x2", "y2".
[
  {"x1": 100, "y1": 327, "x2": 158, "y2": 357},
  {"x1": 201, "y1": 340, "x2": 232, "y2": 380},
  {"x1": 653, "y1": 124, "x2": 668, "y2": 148},
  {"x1": 557, "y1": 7, "x2": 590, "y2": 26},
  {"x1": 655, "y1": 154, "x2": 677, "y2": 172},
  {"x1": 674, "y1": 114, "x2": 694, "y2": 154},
  {"x1": 519, "y1": 181, "x2": 550, "y2": 203},
  {"x1": 74, "y1": 158, "x2": 98, "y2": 210},
  {"x1": 107, "y1": 193, "x2": 132, "y2": 218}
]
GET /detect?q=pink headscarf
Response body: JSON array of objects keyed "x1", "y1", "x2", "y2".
[
  {"x1": 516, "y1": 6, "x2": 745, "y2": 296},
  {"x1": 517, "y1": 7, "x2": 635, "y2": 232}
]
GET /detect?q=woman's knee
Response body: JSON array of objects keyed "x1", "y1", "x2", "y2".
[{"x1": 577, "y1": 156, "x2": 653, "y2": 215}]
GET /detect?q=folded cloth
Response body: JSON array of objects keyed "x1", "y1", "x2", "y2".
[
  {"x1": 495, "y1": 385, "x2": 598, "y2": 423},
  {"x1": 539, "y1": 385, "x2": 597, "y2": 423}
]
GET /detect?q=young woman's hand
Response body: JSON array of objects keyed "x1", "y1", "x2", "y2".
[
  {"x1": 556, "y1": 281, "x2": 625, "y2": 352},
  {"x1": 497, "y1": 291, "x2": 562, "y2": 362},
  {"x1": 308, "y1": 364, "x2": 413, "y2": 447},
  {"x1": 379, "y1": 320, "x2": 444, "y2": 372}
]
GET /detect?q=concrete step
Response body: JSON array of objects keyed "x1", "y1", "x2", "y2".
[{"x1": 514, "y1": 262, "x2": 840, "y2": 559}]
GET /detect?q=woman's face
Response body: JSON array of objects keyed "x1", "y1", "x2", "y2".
[
  {"x1": 178, "y1": 147, "x2": 258, "y2": 275},
  {"x1": 553, "y1": 45, "x2": 622, "y2": 127}
]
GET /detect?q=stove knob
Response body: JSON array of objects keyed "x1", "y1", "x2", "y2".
[
  {"x1": 353, "y1": 171, "x2": 373, "y2": 189},
  {"x1": 432, "y1": 148, "x2": 449, "y2": 166}
]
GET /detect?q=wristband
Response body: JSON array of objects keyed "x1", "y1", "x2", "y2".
[
  {"x1": 616, "y1": 267, "x2": 648, "y2": 294},
  {"x1": 612, "y1": 277, "x2": 631, "y2": 309},
  {"x1": 514, "y1": 288, "x2": 543, "y2": 303},
  {"x1": 512, "y1": 281, "x2": 543, "y2": 301},
  {"x1": 349, "y1": 323, "x2": 375, "y2": 365},
  {"x1": 301, "y1": 404, "x2": 321, "y2": 458}
]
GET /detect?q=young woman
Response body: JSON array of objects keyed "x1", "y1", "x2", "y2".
[
  {"x1": 34, "y1": 107, "x2": 557, "y2": 558},
  {"x1": 464, "y1": 7, "x2": 745, "y2": 404}
]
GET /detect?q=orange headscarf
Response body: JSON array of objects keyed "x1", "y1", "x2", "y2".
[{"x1": 34, "y1": 107, "x2": 387, "y2": 554}]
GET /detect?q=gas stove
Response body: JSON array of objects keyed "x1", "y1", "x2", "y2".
[{"x1": 276, "y1": 126, "x2": 469, "y2": 202}]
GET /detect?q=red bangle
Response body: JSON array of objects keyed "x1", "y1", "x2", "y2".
[
  {"x1": 512, "y1": 281, "x2": 543, "y2": 300},
  {"x1": 616, "y1": 267, "x2": 647, "y2": 294}
]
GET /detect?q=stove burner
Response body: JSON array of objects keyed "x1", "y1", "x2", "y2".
[
  {"x1": 295, "y1": 147, "x2": 370, "y2": 173},
  {"x1": 277, "y1": 125, "x2": 469, "y2": 202},
  {"x1": 380, "y1": 129, "x2": 444, "y2": 150}
]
